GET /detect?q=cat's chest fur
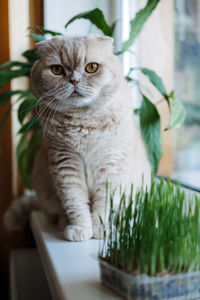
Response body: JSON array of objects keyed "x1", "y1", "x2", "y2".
[
  {"x1": 43, "y1": 106, "x2": 135, "y2": 189},
  {"x1": 43, "y1": 109, "x2": 125, "y2": 196},
  {"x1": 46, "y1": 109, "x2": 120, "y2": 154}
]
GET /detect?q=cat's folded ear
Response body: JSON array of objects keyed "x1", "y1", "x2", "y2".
[
  {"x1": 87, "y1": 34, "x2": 114, "y2": 52},
  {"x1": 35, "y1": 40, "x2": 49, "y2": 56},
  {"x1": 35, "y1": 36, "x2": 63, "y2": 56},
  {"x1": 96, "y1": 35, "x2": 114, "y2": 46}
]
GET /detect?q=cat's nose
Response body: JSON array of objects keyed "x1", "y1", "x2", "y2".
[{"x1": 69, "y1": 79, "x2": 78, "y2": 86}]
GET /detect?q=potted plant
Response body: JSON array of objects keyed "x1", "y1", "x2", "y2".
[
  {"x1": 0, "y1": 1, "x2": 185, "y2": 189},
  {"x1": 99, "y1": 177, "x2": 200, "y2": 300}
]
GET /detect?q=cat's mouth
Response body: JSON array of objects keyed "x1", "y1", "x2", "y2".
[{"x1": 71, "y1": 90, "x2": 83, "y2": 97}]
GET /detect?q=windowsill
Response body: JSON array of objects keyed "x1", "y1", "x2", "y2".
[
  {"x1": 31, "y1": 212, "x2": 119, "y2": 300},
  {"x1": 172, "y1": 170, "x2": 200, "y2": 191}
]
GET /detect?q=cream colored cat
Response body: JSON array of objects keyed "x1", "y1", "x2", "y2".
[{"x1": 4, "y1": 35, "x2": 151, "y2": 241}]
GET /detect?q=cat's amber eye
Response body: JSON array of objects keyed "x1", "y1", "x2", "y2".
[
  {"x1": 85, "y1": 63, "x2": 98, "y2": 74},
  {"x1": 51, "y1": 65, "x2": 64, "y2": 75}
]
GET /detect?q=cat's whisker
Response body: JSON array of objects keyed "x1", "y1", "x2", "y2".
[
  {"x1": 38, "y1": 97, "x2": 57, "y2": 119},
  {"x1": 21, "y1": 99, "x2": 48, "y2": 133},
  {"x1": 43, "y1": 99, "x2": 59, "y2": 138},
  {"x1": 16, "y1": 97, "x2": 52, "y2": 128},
  {"x1": 41, "y1": 85, "x2": 66, "y2": 99},
  {"x1": 23, "y1": 98, "x2": 57, "y2": 136},
  {"x1": 47, "y1": 99, "x2": 62, "y2": 137},
  {"x1": 45, "y1": 100, "x2": 60, "y2": 137},
  {"x1": 33, "y1": 101, "x2": 52, "y2": 125},
  {"x1": 17, "y1": 102, "x2": 40, "y2": 117},
  {"x1": 22, "y1": 114, "x2": 41, "y2": 135}
]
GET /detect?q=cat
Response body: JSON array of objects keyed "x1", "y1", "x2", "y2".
[{"x1": 4, "y1": 35, "x2": 151, "y2": 241}]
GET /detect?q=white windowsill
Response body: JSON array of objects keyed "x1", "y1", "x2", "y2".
[{"x1": 31, "y1": 211, "x2": 120, "y2": 300}]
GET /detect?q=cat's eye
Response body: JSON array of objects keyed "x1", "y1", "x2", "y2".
[
  {"x1": 51, "y1": 64, "x2": 64, "y2": 75},
  {"x1": 85, "y1": 63, "x2": 98, "y2": 74}
]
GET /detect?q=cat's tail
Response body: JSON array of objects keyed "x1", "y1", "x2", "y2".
[{"x1": 3, "y1": 193, "x2": 39, "y2": 230}]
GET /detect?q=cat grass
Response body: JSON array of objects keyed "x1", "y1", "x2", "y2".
[{"x1": 99, "y1": 177, "x2": 200, "y2": 276}]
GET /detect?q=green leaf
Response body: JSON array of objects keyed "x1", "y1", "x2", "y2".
[
  {"x1": 18, "y1": 130, "x2": 42, "y2": 189},
  {"x1": 125, "y1": 76, "x2": 134, "y2": 82},
  {"x1": 16, "y1": 134, "x2": 27, "y2": 161},
  {"x1": 17, "y1": 90, "x2": 35, "y2": 101},
  {"x1": 29, "y1": 33, "x2": 46, "y2": 42},
  {"x1": 140, "y1": 95, "x2": 162, "y2": 173},
  {"x1": 110, "y1": 21, "x2": 117, "y2": 36},
  {"x1": 125, "y1": 76, "x2": 138, "y2": 85},
  {"x1": 167, "y1": 96, "x2": 186, "y2": 130},
  {"x1": 0, "y1": 61, "x2": 32, "y2": 69},
  {"x1": 0, "y1": 68, "x2": 30, "y2": 87},
  {"x1": 18, "y1": 96, "x2": 38, "y2": 124},
  {"x1": 22, "y1": 49, "x2": 40, "y2": 63},
  {"x1": 168, "y1": 90, "x2": 174, "y2": 98},
  {"x1": 18, "y1": 116, "x2": 40, "y2": 134},
  {"x1": 0, "y1": 106, "x2": 11, "y2": 136},
  {"x1": 134, "y1": 108, "x2": 141, "y2": 115},
  {"x1": 65, "y1": 8, "x2": 113, "y2": 37},
  {"x1": 138, "y1": 68, "x2": 169, "y2": 103},
  {"x1": 123, "y1": 0, "x2": 160, "y2": 51},
  {"x1": 0, "y1": 89, "x2": 33, "y2": 105},
  {"x1": 28, "y1": 25, "x2": 62, "y2": 36}
]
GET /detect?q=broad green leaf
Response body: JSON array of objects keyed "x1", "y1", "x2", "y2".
[
  {"x1": 138, "y1": 68, "x2": 169, "y2": 103},
  {"x1": 18, "y1": 130, "x2": 42, "y2": 189},
  {"x1": 18, "y1": 96, "x2": 38, "y2": 124},
  {"x1": 28, "y1": 25, "x2": 62, "y2": 36},
  {"x1": 16, "y1": 90, "x2": 35, "y2": 101},
  {"x1": 123, "y1": 0, "x2": 160, "y2": 51},
  {"x1": 167, "y1": 96, "x2": 186, "y2": 130},
  {"x1": 0, "y1": 89, "x2": 33, "y2": 105},
  {"x1": 22, "y1": 49, "x2": 40, "y2": 63},
  {"x1": 18, "y1": 148, "x2": 32, "y2": 189},
  {"x1": 0, "y1": 68, "x2": 30, "y2": 87},
  {"x1": 16, "y1": 134, "x2": 27, "y2": 161},
  {"x1": 140, "y1": 95, "x2": 162, "y2": 173},
  {"x1": 29, "y1": 33, "x2": 46, "y2": 42},
  {"x1": 18, "y1": 116, "x2": 40, "y2": 134},
  {"x1": 110, "y1": 20, "x2": 117, "y2": 36},
  {"x1": 65, "y1": 8, "x2": 113, "y2": 37},
  {"x1": 0, "y1": 61, "x2": 32, "y2": 69},
  {"x1": 0, "y1": 106, "x2": 11, "y2": 136}
]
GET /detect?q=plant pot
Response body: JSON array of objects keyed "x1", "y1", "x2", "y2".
[{"x1": 99, "y1": 259, "x2": 200, "y2": 300}]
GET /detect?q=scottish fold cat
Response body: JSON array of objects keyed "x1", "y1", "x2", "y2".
[{"x1": 4, "y1": 35, "x2": 151, "y2": 241}]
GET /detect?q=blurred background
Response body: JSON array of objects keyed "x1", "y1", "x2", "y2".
[{"x1": 0, "y1": 0, "x2": 200, "y2": 298}]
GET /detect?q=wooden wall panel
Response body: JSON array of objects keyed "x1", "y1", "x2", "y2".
[
  {"x1": 0, "y1": 1, "x2": 13, "y2": 296},
  {"x1": 0, "y1": 0, "x2": 43, "y2": 297},
  {"x1": 29, "y1": 0, "x2": 44, "y2": 47}
]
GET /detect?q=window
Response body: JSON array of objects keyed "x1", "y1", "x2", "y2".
[{"x1": 173, "y1": 0, "x2": 200, "y2": 188}]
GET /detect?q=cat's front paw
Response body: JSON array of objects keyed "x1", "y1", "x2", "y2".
[
  {"x1": 64, "y1": 225, "x2": 93, "y2": 242},
  {"x1": 93, "y1": 224, "x2": 104, "y2": 239}
]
